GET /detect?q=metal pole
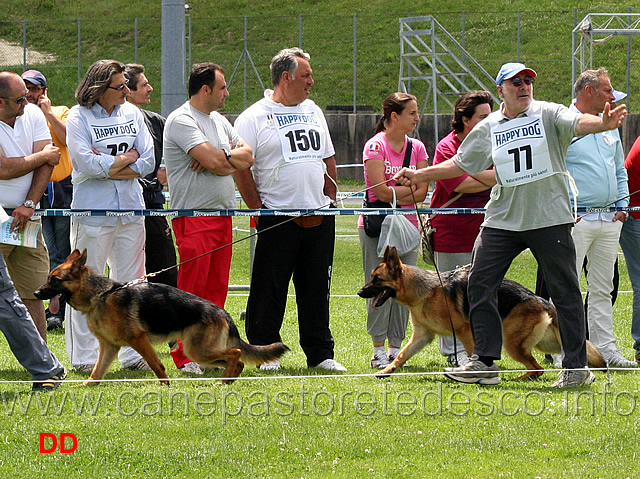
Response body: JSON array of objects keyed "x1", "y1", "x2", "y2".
[
  {"x1": 431, "y1": 17, "x2": 438, "y2": 147},
  {"x1": 244, "y1": 16, "x2": 248, "y2": 110},
  {"x1": 571, "y1": 9, "x2": 577, "y2": 97},
  {"x1": 461, "y1": 11, "x2": 466, "y2": 89},
  {"x1": 22, "y1": 20, "x2": 26, "y2": 71},
  {"x1": 187, "y1": 13, "x2": 192, "y2": 76},
  {"x1": 77, "y1": 19, "x2": 82, "y2": 85},
  {"x1": 628, "y1": 7, "x2": 632, "y2": 112},
  {"x1": 134, "y1": 18, "x2": 138, "y2": 63},
  {"x1": 161, "y1": 0, "x2": 186, "y2": 117},
  {"x1": 353, "y1": 14, "x2": 357, "y2": 113},
  {"x1": 299, "y1": 14, "x2": 303, "y2": 49},
  {"x1": 517, "y1": 11, "x2": 520, "y2": 62}
]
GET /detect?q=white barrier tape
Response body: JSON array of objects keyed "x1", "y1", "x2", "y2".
[
  {"x1": 32, "y1": 205, "x2": 640, "y2": 218},
  {"x1": 3, "y1": 366, "x2": 637, "y2": 386}
]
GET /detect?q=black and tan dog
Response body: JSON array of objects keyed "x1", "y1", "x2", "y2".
[
  {"x1": 358, "y1": 246, "x2": 605, "y2": 379},
  {"x1": 35, "y1": 249, "x2": 288, "y2": 385}
]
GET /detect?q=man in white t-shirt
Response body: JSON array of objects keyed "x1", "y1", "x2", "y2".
[
  {"x1": 164, "y1": 62, "x2": 253, "y2": 373},
  {"x1": 234, "y1": 48, "x2": 346, "y2": 372},
  {"x1": 0, "y1": 70, "x2": 66, "y2": 391},
  {"x1": 0, "y1": 71, "x2": 60, "y2": 341}
]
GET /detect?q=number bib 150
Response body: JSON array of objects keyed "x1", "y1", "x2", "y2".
[
  {"x1": 272, "y1": 107, "x2": 326, "y2": 163},
  {"x1": 490, "y1": 116, "x2": 553, "y2": 186},
  {"x1": 89, "y1": 115, "x2": 137, "y2": 156}
]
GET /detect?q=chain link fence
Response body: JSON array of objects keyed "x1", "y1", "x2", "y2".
[{"x1": 0, "y1": 9, "x2": 638, "y2": 114}]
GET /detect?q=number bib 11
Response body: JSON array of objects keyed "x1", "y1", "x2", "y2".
[
  {"x1": 272, "y1": 106, "x2": 326, "y2": 163},
  {"x1": 490, "y1": 116, "x2": 553, "y2": 186},
  {"x1": 89, "y1": 115, "x2": 137, "y2": 156}
]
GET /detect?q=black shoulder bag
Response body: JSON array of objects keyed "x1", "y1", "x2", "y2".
[{"x1": 363, "y1": 138, "x2": 413, "y2": 238}]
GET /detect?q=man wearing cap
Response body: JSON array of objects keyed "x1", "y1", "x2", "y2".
[
  {"x1": 0, "y1": 71, "x2": 60, "y2": 341},
  {"x1": 22, "y1": 69, "x2": 72, "y2": 331},
  {"x1": 561, "y1": 68, "x2": 635, "y2": 368},
  {"x1": 394, "y1": 62, "x2": 627, "y2": 388}
]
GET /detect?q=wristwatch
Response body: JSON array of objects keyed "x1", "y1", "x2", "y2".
[
  {"x1": 222, "y1": 147, "x2": 232, "y2": 161},
  {"x1": 23, "y1": 199, "x2": 36, "y2": 209}
]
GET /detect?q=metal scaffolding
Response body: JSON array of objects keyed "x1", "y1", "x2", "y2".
[
  {"x1": 398, "y1": 15, "x2": 499, "y2": 146},
  {"x1": 572, "y1": 13, "x2": 640, "y2": 107}
]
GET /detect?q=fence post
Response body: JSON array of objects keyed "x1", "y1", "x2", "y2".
[
  {"x1": 243, "y1": 16, "x2": 248, "y2": 110},
  {"x1": 134, "y1": 18, "x2": 138, "y2": 63},
  {"x1": 77, "y1": 19, "x2": 82, "y2": 85},
  {"x1": 22, "y1": 20, "x2": 27, "y2": 71},
  {"x1": 517, "y1": 10, "x2": 521, "y2": 62},
  {"x1": 353, "y1": 14, "x2": 357, "y2": 113}
]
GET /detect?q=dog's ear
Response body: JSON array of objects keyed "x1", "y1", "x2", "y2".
[
  {"x1": 79, "y1": 249, "x2": 88, "y2": 266},
  {"x1": 385, "y1": 246, "x2": 402, "y2": 278}
]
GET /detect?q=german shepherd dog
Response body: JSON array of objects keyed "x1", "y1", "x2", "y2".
[
  {"x1": 35, "y1": 249, "x2": 289, "y2": 385},
  {"x1": 358, "y1": 246, "x2": 605, "y2": 380}
]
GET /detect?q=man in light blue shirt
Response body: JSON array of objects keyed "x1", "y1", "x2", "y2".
[
  {"x1": 65, "y1": 60, "x2": 154, "y2": 372},
  {"x1": 566, "y1": 68, "x2": 635, "y2": 367}
]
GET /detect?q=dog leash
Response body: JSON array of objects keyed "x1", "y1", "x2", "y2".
[
  {"x1": 408, "y1": 186, "x2": 462, "y2": 366},
  {"x1": 143, "y1": 178, "x2": 406, "y2": 281}
]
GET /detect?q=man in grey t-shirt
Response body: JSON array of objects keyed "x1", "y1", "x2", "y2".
[
  {"x1": 395, "y1": 62, "x2": 626, "y2": 388},
  {"x1": 163, "y1": 63, "x2": 253, "y2": 371}
]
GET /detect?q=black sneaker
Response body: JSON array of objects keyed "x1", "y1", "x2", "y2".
[
  {"x1": 46, "y1": 310, "x2": 64, "y2": 331},
  {"x1": 32, "y1": 368, "x2": 67, "y2": 392}
]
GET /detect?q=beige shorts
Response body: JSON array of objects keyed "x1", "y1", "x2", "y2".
[{"x1": 0, "y1": 222, "x2": 49, "y2": 299}]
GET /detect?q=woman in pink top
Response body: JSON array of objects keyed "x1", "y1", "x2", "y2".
[{"x1": 359, "y1": 92, "x2": 429, "y2": 368}]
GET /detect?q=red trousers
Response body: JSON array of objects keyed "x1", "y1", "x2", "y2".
[{"x1": 170, "y1": 216, "x2": 232, "y2": 368}]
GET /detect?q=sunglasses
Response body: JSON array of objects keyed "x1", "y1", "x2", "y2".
[
  {"x1": 510, "y1": 76, "x2": 535, "y2": 87},
  {"x1": 1, "y1": 93, "x2": 28, "y2": 104},
  {"x1": 107, "y1": 83, "x2": 128, "y2": 92},
  {"x1": 26, "y1": 85, "x2": 44, "y2": 93}
]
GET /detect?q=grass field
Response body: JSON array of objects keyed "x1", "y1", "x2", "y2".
[
  {"x1": 2, "y1": 1, "x2": 638, "y2": 113},
  {"x1": 1, "y1": 209, "x2": 639, "y2": 478}
]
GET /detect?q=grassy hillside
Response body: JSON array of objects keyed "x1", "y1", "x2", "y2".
[{"x1": 0, "y1": 1, "x2": 638, "y2": 114}]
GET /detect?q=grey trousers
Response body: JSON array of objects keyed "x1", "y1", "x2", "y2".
[
  {"x1": 359, "y1": 229, "x2": 417, "y2": 346},
  {"x1": 0, "y1": 252, "x2": 64, "y2": 380},
  {"x1": 434, "y1": 251, "x2": 471, "y2": 356},
  {"x1": 468, "y1": 225, "x2": 587, "y2": 369}
]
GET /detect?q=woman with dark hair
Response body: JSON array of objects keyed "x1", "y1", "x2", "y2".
[
  {"x1": 358, "y1": 92, "x2": 429, "y2": 368},
  {"x1": 430, "y1": 90, "x2": 496, "y2": 366}
]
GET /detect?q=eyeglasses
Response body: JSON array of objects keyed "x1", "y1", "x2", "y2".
[
  {"x1": 510, "y1": 76, "x2": 535, "y2": 87},
  {"x1": 1, "y1": 93, "x2": 28, "y2": 104},
  {"x1": 26, "y1": 85, "x2": 44, "y2": 93},
  {"x1": 107, "y1": 83, "x2": 128, "y2": 92}
]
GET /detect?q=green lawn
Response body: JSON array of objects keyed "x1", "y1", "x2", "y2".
[{"x1": 0, "y1": 211, "x2": 638, "y2": 478}]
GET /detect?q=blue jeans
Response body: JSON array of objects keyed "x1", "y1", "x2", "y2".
[{"x1": 619, "y1": 215, "x2": 640, "y2": 351}]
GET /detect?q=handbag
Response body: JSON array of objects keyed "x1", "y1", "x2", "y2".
[
  {"x1": 362, "y1": 138, "x2": 413, "y2": 238},
  {"x1": 420, "y1": 192, "x2": 463, "y2": 265},
  {"x1": 377, "y1": 188, "x2": 421, "y2": 257}
]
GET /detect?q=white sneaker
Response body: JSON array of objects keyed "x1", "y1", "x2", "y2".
[
  {"x1": 260, "y1": 358, "x2": 281, "y2": 371},
  {"x1": 179, "y1": 362, "x2": 204, "y2": 374},
  {"x1": 447, "y1": 350, "x2": 470, "y2": 367},
  {"x1": 123, "y1": 358, "x2": 151, "y2": 371},
  {"x1": 603, "y1": 350, "x2": 637, "y2": 368},
  {"x1": 314, "y1": 359, "x2": 347, "y2": 372},
  {"x1": 370, "y1": 350, "x2": 390, "y2": 368},
  {"x1": 551, "y1": 353, "x2": 562, "y2": 369}
]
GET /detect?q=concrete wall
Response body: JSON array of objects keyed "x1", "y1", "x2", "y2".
[{"x1": 229, "y1": 113, "x2": 640, "y2": 182}]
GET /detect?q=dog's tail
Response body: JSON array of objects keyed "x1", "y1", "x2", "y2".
[
  {"x1": 538, "y1": 306, "x2": 606, "y2": 368},
  {"x1": 237, "y1": 340, "x2": 290, "y2": 366},
  {"x1": 226, "y1": 319, "x2": 290, "y2": 365},
  {"x1": 586, "y1": 340, "x2": 606, "y2": 369}
]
